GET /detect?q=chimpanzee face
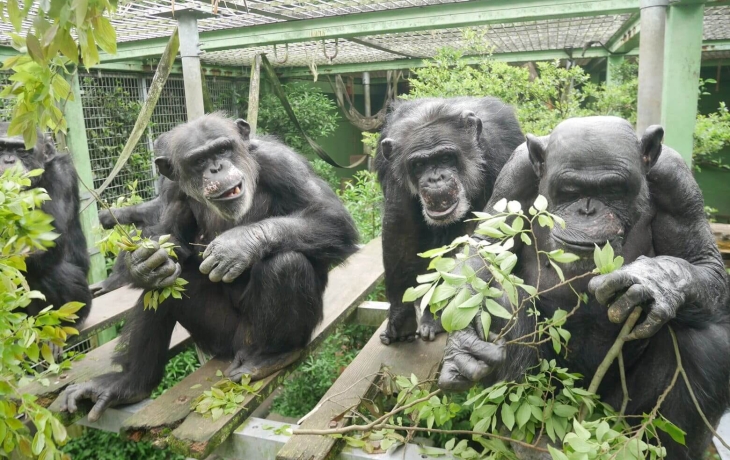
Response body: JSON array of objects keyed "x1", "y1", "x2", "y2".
[
  {"x1": 380, "y1": 111, "x2": 485, "y2": 226},
  {"x1": 0, "y1": 122, "x2": 52, "y2": 186},
  {"x1": 528, "y1": 117, "x2": 662, "y2": 261},
  {"x1": 154, "y1": 115, "x2": 260, "y2": 221}
]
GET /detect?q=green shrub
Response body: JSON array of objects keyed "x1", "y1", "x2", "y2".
[
  {"x1": 271, "y1": 324, "x2": 376, "y2": 418},
  {"x1": 151, "y1": 348, "x2": 201, "y2": 399},
  {"x1": 61, "y1": 429, "x2": 184, "y2": 460},
  {"x1": 338, "y1": 171, "x2": 383, "y2": 244}
]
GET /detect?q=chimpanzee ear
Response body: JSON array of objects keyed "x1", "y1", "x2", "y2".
[
  {"x1": 639, "y1": 125, "x2": 664, "y2": 174},
  {"x1": 526, "y1": 134, "x2": 546, "y2": 178},
  {"x1": 380, "y1": 138, "x2": 395, "y2": 161},
  {"x1": 460, "y1": 111, "x2": 483, "y2": 140},
  {"x1": 41, "y1": 133, "x2": 56, "y2": 162},
  {"x1": 236, "y1": 119, "x2": 251, "y2": 141},
  {"x1": 154, "y1": 157, "x2": 177, "y2": 180}
]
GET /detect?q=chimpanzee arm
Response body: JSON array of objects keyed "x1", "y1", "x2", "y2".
[
  {"x1": 589, "y1": 147, "x2": 729, "y2": 339},
  {"x1": 98, "y1": 197, "x2": 164, "y2": 230}
]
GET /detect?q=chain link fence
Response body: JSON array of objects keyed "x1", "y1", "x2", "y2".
[{"x1": 1, "y1": 70, "x2": 245, "y2": 203}]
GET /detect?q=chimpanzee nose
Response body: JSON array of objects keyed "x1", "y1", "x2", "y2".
[
  {"x1": 427, "y1": 171, "x2": 446, "y2": 185},
  {"x1": 209, "y1": 161, "x2": 222, "y2": 174},
  {"x1": 578, "y1": 198, "x2": 596, "y2": 216},
  {"x1": 3, "y1": 156, "x2": 16, "y2": 165}
]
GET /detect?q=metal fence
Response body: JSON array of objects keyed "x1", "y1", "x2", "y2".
[{"x1": 1, "y1": 70, "x2": 246, "y2": 203}]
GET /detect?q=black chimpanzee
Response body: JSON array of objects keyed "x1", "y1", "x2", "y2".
[
  {"x1": 90, "y1": 134, "x2": 174, "y2": 297},
  {"x1": 0, "y1": 123, "x2": 92, "y2": 323},
  {"x1": 61, "y1": 113, "x2": 358, "y2": 422},
  {"x1": 375, "y1": 97, "x2": 524, "y2": 345},
  {"x1": 438, "y1": 116, "x2": 730, "y2": 458}
]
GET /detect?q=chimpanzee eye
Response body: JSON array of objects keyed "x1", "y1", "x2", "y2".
[
  {"x1": 196, "y1": 157, "x2": 207, "y2": 167},
  {"x1": 414, "y1": 160, "x2": 424, "y2": 169}
]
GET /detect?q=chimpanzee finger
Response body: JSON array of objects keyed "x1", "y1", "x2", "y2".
[
  {"x1": 588, "y1": 271, "x2": 635, "y2": 305},
  {"x1": 626, "y1": 303, "x2": 673, "y2": 341},
  {"x1": 607, "y1": 284, "x2": 652, "y2": 324},
  {"x1": 156, "y1": 263, "x2": 182, "y2": 288},
  {"x1": 199, "y1": 253, "x2": 220, "y2": 275},
  {"x1": 142, "y1": 248, "x2": 172, "y2": 272},
  {"x1": 222, "y1": 264, "x2": 245, "y2": 283},
  {"x1": 202, "y1": 242, "x2": 216, "y2": 260},
  {"x1": 208, "y1": 262, "x2": 229, "y2": 283},
  {"x1": 467, "y1": 338, "x2": 505, "y2": 366},
  {"x1": 128, "y1": 243, "x2": 159, "y2": 264},
  {"x1": 88, "y1": 393, "x2": 114, "y2": 422},
  {"x1": 438, "y1": 361, "x2": 477, "y2": 392},
  {"x1": 452, "y1": 353, "x2": 491, "y2": 382},
  {"x1": 63, "y1": 383, "x2": 92, "y2": 414}
]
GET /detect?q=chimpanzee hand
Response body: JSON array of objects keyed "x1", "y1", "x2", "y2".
[
  {"x1": 588, "y1": 255, "x2": 693, "y2": 340},
  {"x1": 124, "y1": 240, "x2": 181, "y2": 289},
  {"x1": 98, "y1": 209, "x2": 115, "y2": 230},
  {"x1": 199, "y1": 226, "x2": 267, "y2": 283},
  {"x1": 60, "y1": 377, "x2": 148, "y2": 422},
  {"x1": 438, "y1": 325, "x2": 505, "y2": 392}
]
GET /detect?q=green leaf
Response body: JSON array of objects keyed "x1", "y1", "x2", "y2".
[
  {"x1": 457, "y1": 292, "x2": 483, "y2": 309},
  {"x1": 431, "y1": 284, "x2": 458, "y2": 304},
  {"x1": 441, "y1": 293, "x2": 479, "y2": 333},
  {"x1": 480, "y1": 310, "x2": 492, "y2": 335},
  {"x1": 511, "y1": 215, "x2": 524, "y2": 232},
  {"x1": 475, "y1": 226, "x2": 505, "y2": 239},
  {"x1": 500, "y1": 254, "x2": 518, "y2": 273},
  {"x1": 550, "y1": 251, "x2": 580, "y2": 264},
  {"x1": 549, "y1": 261, "x2": 565, "y2": 282},
  {"x1": 92, "y1": 16, "x2": 117, "y2": 54},
  {"x1": 534, "y1": 195, "x2": 548, "y2": 212},
  {"x1": 484, "y1": 298, "x2": 512, "y2": 320},
  {"x1": 552, "y1": 404, "x2": 578, "y2": 418},
  {"x1": 402, "y1": 284, "x2": 431, "y2": 302},
  {"x1": 520, "y1": 232, "x2": 532, "y2": 246},
  {"x1": 547, "y1": 445, "x2": 568, "y2": 460},
  {"x1": 26, "y1": 33, "x2": 46, "y2": 65},
  {"x1": 434, "y1": 257, "x2": 456, "y2": 273},
  {"x1": 7, "y1": 0, "x2": 22, "y2": 31},
  {"x1": 507, "y1": 200, "x2": 521, "y2": 213},
  {"x1": 654, "y1": 418, "x2": 686, "y2": 445},
  {"x1": 442, "y1": 272, "x2": 467, "y2": 286},
  {"x1": 501, "y1": 403, "x2": 515, "y2": 431},
  {"x1": 516, "y1": 402, "x2": 532, "y2": 428},
  {"x1": 417, "y1": 272, "x2": 440, "y2": 283},
  {"x1": 538, "y1": 214, "x2": 554, "y2": 228}
]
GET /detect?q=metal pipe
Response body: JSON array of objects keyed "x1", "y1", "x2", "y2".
[
  {"x1": 362, "y1": 72, "x2": 372, "y2": 162},
  {"x1": 636, "y1": 0, "x2": 668, "y2": 134},
  {"x1": 178, "y1": 13, "x2": 205, "y2": 121}
]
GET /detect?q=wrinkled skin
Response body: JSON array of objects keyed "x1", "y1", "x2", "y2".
[
  {"x1": 60, "y1": 114, "x2": 358, "y2": 422},
  {"x1": 0, "y1": 123, "x2": 91, "y2": 325},
  {"x1": 375, "y1": 97, "x2": 524, "y2": 345},
  {"x1": 438, "y1": 117, "x2": 730, "y2": 458}
]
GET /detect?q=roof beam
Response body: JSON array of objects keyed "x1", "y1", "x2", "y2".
[
  {"x1": 279, "y1": 47, "x2": 640, "y2": 78},
  {"x1": 100, "y1": 0, "x2": 641, "y2": 63},
  {"x1": 607, "y1": 12, "x2": 641, "y2": 53}
]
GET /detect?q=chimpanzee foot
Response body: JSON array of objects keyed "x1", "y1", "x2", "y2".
[
  {"x1": 60, "y1": 378, "x2": 147, "y2": 422},
  {"x1": 380, "y1": 312, "x2": 418, "y2": 346},
  {"x1": 225, "y1": 349, "x2": 303, "y2": 382},
  {"x1": 417, "y1": 310, "x2": 445, "y2": 342}
]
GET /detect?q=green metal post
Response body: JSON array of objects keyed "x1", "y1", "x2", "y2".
[
  {"x1": 660, "y1": 1, "x2": 705, "y2": 166},
  {"x1": 606, "y1": 55, "x2": 625, "y2": 86},
  {"x1": 63, "y1": 73, "x2": 107, "y2": 284}
]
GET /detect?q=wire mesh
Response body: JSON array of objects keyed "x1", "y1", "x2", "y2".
[{"x1": 0, "y1": 72, "x2": 12, "y2": 122}]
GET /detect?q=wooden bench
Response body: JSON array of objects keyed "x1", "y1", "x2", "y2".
[{"x1": 22, "y1": 237, "x2": 384, "y2": 458}]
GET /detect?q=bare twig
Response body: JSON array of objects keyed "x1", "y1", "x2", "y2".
[
  {"x1": 580, "y1": 307, "x2": 642, "y2": 420},
  {"x1": 618, "y1": 351, "x2": 629, "y2": 419},
  {"x1": 669, "y1": 327, "x2": 730, "y2": 451},
  {"x1": 295, "y1": 423, "x2": 550, "y2": 453}
]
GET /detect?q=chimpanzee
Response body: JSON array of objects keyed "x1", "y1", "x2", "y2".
[
  {"x1": 438, "y1": 117, "x2": 730, "y2": 458},
  {"x1": 375, "y1": 97, "x2": 524, "y2": 345},
  {"x1": 91, "y1": 134, "x2": 173, "y2": 297},
  {"x1": 0, "y1": 123, "x2": 91, "y2": 323},
  {"x1": 61, "y1": 113, "x2": 358, "y2": 422}
]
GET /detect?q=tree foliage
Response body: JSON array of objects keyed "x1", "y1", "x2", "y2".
[{"x1": 0, "y1": 167, "x2": 86, "y2": 460}]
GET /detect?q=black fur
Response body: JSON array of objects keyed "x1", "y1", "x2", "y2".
[
  {"x1": 374, "y1": 97, "x2": 524, "y2": 344},
  {"x1": 60, "y1": 114, "x2": 358, "y2": 421},
  {"x1": 441, "y1": 117, "x2": 730, "y2": 458},
  {"x1": 0, "y1": 123, "x2": 91, "y2": 323}
]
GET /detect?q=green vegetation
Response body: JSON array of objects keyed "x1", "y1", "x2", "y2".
[
  {"x1": 61, "y1": 429, "x2": 184, "y2": 460},
  {"x1": 271, "y1": 324, "x2": 376, "y2": 419}
]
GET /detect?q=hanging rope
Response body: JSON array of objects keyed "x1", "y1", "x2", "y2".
[
  {"x1": 259, "y1": 54, "x2": 366, "y2": 169},
  {"x1": 328, "y1": 70, "x2": 402, "y2": 132}
]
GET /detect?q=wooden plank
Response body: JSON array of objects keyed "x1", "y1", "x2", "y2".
[
  {"x1": 22, "y1": 324, "x2": 190, "y2": 417},
  {"x1": 125, "y1": 237, "x2": 384, "y2": 458},
  {"x1": 276, "y1": 321, "x2": 447, "y2": 460},
  {"x1": 69, "y1": 286, "x2": 142, "y2": 345}
]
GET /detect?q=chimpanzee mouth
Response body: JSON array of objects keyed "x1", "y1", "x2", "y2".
[
  {"x1": 210, "y1": 182, "x2": 243, "y2": 201},
  {"x1": 551, "y1": 233, "x2": 617, "y2": 253},
  {"x1": 425, "y1": 200, "x2": 460, "y2": 220}
]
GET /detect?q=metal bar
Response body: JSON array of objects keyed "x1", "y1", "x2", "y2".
[
  {"x1": 178, "y1": 13, "x2": 205, "y2": 121},
  {"x1": 99, "y1": 0, "x2": 641, "y2": 63},
  {"x1": 607, "y1": 12, "x2": 641, "y2": 53},
  {"x1": 248, "y1": 54, "x2": 262, "y2": 135},
  {"x1": 137, "y1": 75, "x2": 159, "y2": 194},
  {"x1": 62, "y1": 73, "x2": 107, "y2": 284},
  {"x1": 636, "y1": 0, "x2": 668, "y2": 134},
  {"x1": 660, "y1": 0, "x2": 706, "y2": 165},
  {"x1": 606, "y1": 54, "x2": 625, "y2": 85},
  {"x1": 279, "y1": 47, "x2": 640, "y2": 78}
]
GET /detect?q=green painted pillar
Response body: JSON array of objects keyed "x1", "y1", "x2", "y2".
[
  {"x1": 660, "y1": 0, "x2": 705, "y2": 166},
  {"x1": 606, "y1": 55, "x2": 625, "y2": 86},
  {"x1": 63, "y1": 72, "x2": 107, "y2": 284}
]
